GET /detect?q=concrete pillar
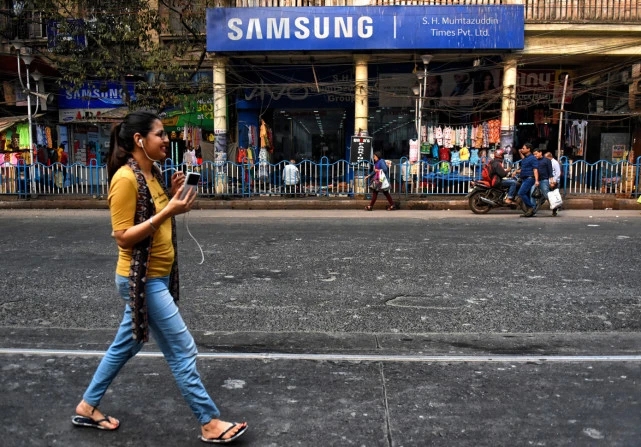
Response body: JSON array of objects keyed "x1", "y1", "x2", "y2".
[
  {"x1": 500, "y1": 55, "x2": 518, "y2": 155},
  {"x1": 354, "y1": 55, "x2": 369, "y2": 135},
  {"x1": 213, "y1": 56, "x2": 228, "y2": 155}
]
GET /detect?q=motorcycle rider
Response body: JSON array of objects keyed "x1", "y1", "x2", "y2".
[{"x1": 491, "y1": 149, "x2": 517, "y2": 204}]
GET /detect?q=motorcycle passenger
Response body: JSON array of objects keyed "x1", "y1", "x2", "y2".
[
  {"x1": 491, "y1": 149, "x2": 517, "y2": 204},
  {"x1": 516, "y1": 143, "x2": 538, "y2": 217}
]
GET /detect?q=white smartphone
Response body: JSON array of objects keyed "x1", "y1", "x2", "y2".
[{"x1": 180, "y1": 172, "x2": 200, "y2": 199}]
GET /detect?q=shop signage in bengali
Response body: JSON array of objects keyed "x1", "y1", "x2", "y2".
[
  {"x1": 160, "y1": 97, "x2": 214, "y2": 130},
  {"x1": 207, "y1": 6, "x2": 524, "y2": 52},
  {"x1": 349, "y1": 136, "x2": 372, "y2": 164}
]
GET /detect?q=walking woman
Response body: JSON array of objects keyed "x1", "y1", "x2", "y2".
[
  {"x1": 71, "y1": 111, "x2": 248, "y2": 444},
  {"x1": 365, "y1": 151, "x2": 397, "y2": 211}
]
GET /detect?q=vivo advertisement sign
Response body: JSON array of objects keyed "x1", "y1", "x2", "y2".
[{"x1": 207, "y1": 6, "x2": 524, "y2": 52}]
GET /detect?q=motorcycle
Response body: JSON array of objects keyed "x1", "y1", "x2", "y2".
[{"x1": 467, "y1": 175, "x2": 545, "y2": 214}]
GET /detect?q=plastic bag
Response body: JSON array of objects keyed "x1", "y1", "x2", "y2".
[
  {"x1": 379, "y1": 170, "x2": 390, "y2": 190},
  {"x1": 548, "y1": 188, "x2": 563, "y2": 209}
]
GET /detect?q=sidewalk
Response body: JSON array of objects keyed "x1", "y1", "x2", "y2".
[{"x1": 0, "y1": 193, "x2": 639, "y2": 211}]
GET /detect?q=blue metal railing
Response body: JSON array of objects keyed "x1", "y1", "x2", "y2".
[{"x1": 0, "y1": 157, "x2": 639, "y2": 199}]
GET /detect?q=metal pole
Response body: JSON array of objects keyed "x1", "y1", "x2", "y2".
[
  {"x1": 556, "y1": 74, "x2": 569, "y2": 160},
  {"x1": 418, "y1": 64, "x2": 427, "y2": 141},
  {"x1": 416, "y1": 84, "x2": 421, "y2": 139},
  {"x1": 25, "y1": 63, "x2": 33, "y2": 167}
]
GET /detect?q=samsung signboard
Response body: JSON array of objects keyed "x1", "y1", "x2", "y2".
[
  {"x1": 58, "y1": 82, "x2": 135, "y2": 109},
  {"x1": 207, "y1": 6, "x2": 524, "y2": 52}
]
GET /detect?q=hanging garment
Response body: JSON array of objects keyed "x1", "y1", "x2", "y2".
[
  {"x1": 443, "y1": 126, "x2": 454, "y2": 149},
  {"x1": 438, "y1": 146, "x2": 451, "y2": 162},
  {"x1": 450, "y1": 149, "x2": 460, "y2": 166},
  {"x1": 409, "y1": 138, "x2": 419, "y2": 162},
  {"x1": 258, "y1": 147, "x2": 270, "y2": 181},
  {"x1": 470, "y1": 148, "x2": 479, "y2": 165},
  {"x1": 488, "y1": 119, "x2": 501, "y2": 144},
  {"x1": 482, "y1": 122, "x2": 490, "y2": 148},
  {"x1": 459, "y1": 146, "x2": 470, "y2": 162},
  {"x1": 434, "y1": 126, "x2": 443, "y2": 146},
  {"x1": 473, "y1": 125, "x2": 483, "y2": 148}
]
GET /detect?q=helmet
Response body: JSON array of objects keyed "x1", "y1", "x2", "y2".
[{"x1": 494, "y1": 149, "x2": 505, "y2": 159}]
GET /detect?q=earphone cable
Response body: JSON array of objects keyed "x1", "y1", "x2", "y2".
[{"x1": 182, "y1": 212, "x2": 205, "y2": 265}]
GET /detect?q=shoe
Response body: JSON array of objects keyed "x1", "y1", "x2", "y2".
[
  {"x1": 200, "y1": 423, "x2": 248, "y2": 444},
  {"x1": 71, "y1": 414, "x2": 120, "y2": 431},
  {"x1": 504, "y1": 198, "x2": 515, "y2": 205},
  {"x1": 386, "y1": 204, "x2": 397, "y2": 211},
  {"x1": 520, "y1": 208, "x2": 534, "y2": 218},
  {"x1": 552, "y1": 208, "x2": 558, "y2": 216},
  {"x1": 365, "y1": 206, "x2": 373, "y2": 211}
]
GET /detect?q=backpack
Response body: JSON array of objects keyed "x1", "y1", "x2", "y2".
[{"x1": 481, "y1": 161, "x2": 500, "y2": 187}]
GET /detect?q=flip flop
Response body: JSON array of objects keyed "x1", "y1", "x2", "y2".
[
  {"x1": 200, "y1": 423, "x2": 248, "y2": 444},
  {"x1": 71, "y1": 415, "x2": 120, "y2": 431}
]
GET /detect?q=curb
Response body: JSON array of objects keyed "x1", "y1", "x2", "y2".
[{"x1": 0, "y1": 195, "x2": 638, "y2": 211}]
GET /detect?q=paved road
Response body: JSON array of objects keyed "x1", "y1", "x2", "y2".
[{"x1": 1, "y1": 209, "x2": 640, "y2": 446}]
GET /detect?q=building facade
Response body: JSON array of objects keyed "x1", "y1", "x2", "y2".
[{"x1": 0, "y1": 0, "x2": 640, "y2": 169}]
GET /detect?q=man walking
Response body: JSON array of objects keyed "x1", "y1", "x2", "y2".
[
  {"x1": 282, "y1": 159, "x2": 300, "y2": 195},
  {"x1": 545, "y1": 151, "x2": 562, "y2": 216},
  {"x1": 533, "y1": 149, "x2": 554, "y2": 215},
  {"x1": 517, "y1": 143, "x2": 538, "y2": 217}
]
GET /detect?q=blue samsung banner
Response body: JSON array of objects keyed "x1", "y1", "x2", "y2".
[
  {"x1": 207, "y1": 6, "x2": 524, "y2": 52},
  {"x1": 58, "y1": 82, "x2": 136, "y2": 109}
]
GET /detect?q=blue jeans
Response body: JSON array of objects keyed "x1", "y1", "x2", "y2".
[
  {"x1": 518, "y1": 177, "x2": 536, "y2": 209},
  {"x1": 502, "y1": 178, "x2": 517, "y2": 198},
  {"x1": 83, "y1": 275, "x2": 220, "y2": 425}
]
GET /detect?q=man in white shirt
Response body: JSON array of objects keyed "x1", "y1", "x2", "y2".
[
  {"x1": 545, "y1": 151, "x2": 562, "y2": 216},
  {"x1": 545, "y1": 151, "x2": 562, "y2": 185},
  {"x1": 282, "y1": 159, "x2": 300, "y2": 194}
]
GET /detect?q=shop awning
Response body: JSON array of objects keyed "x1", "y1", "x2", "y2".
[
  {"x1": 95, "y1": 106, "x2": 130, "y2": 121},
  {"x1": 0, "y1": 114, "x2": 44, "y2": 133}
]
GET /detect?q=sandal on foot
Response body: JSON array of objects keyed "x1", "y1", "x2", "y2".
[
  {"x1": 71, "y1": 414, "x2": 120, "y2": 431},
  {"x1": 386, "y1": 205, "x2": 397, "y2": 211},
  {"x1": 365, "y1": 206, "x2": 373, "y2": 211},
  {"x1": 200, "y1": 423, "x2": 248, "y2": 444}
]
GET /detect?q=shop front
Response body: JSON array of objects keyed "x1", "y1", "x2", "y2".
[
  {"x1": 206, "y1": 4, "x2": 525, "y2": 170},
  {"x1": 58, "y1": 81, "x2": 135, "y2": 165}
]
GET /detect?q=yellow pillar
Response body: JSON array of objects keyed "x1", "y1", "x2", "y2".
[
  {"x1": 501, "y1": 56, "x2": 518, "y2": 153},
  {"x1": 354, "y1": 55, "x2": 369, "y2": 135},
  {"x1": 213, "y1": 56, "x2": 228, "y2": 155}
]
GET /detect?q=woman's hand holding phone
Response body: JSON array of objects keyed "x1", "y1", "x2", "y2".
[
  {"x1": 167, "y1": 183, "x2": 196, "y2": 216},
  {"x1": 167, "y1": 172, "x2": 199, "y2": 216},
  {"x1": 170, "y1": 171, "x2": 186, "y2": 197}
]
